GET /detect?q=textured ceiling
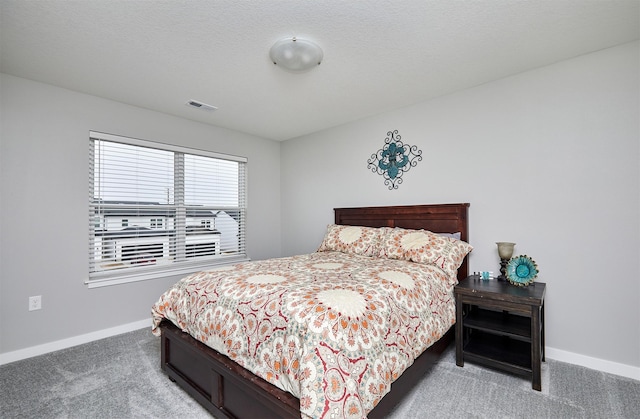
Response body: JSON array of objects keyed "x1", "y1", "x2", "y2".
[{"x1": 1, "y1": 0, "x2": 638, "y2": 141}]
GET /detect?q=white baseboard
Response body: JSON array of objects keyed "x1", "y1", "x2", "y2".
[
  {"x1": 2, "y1": 323, "x2": 639, "y2": 382},
  {"x1": 0, "y1": 318, "x2": 151, "y2": 366},
  {"x1": 546, "y1": 346, "x2": 640, "y2": 381}
]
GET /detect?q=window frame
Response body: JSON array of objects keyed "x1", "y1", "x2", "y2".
[{"x1": 87, "y1": 131, "x2": 249, "y2": 288}]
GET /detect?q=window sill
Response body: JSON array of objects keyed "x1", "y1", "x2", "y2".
[{"x1": 86, "y1": 255, "x2": 251, "y2": 289}]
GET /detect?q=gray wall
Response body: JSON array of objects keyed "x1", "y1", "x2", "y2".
[
  {"x1": 0, "y1": 74, "x2": 282, "y2": 354},
  {"x1": 281, "y1": 42, "x2": 640, "y2": 370}
]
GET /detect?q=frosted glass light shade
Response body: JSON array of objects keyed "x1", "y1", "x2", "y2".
[
  {"x1": 496, "y1": 242, "x2": 516, "y2": 259},
  {"x1": 270, "y1": 37, "x2": 323, "y2": 72}
]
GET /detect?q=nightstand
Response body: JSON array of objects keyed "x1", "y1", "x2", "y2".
[{"x1": 454, "y1": 276, "x2": 546, "y2": 391}]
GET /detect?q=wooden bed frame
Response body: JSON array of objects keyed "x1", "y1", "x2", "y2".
[{"x1": 159, "y1": 203, "x2": 470, "y2": 418}]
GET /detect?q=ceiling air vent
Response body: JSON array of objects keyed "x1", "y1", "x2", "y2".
[{"x1": 186, "y1": 100, "x2": 218, "y2": 112}]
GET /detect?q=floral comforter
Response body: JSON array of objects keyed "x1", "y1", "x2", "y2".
[{"x1": 151, "y1": 251, "x2": 457, "y2": 418}]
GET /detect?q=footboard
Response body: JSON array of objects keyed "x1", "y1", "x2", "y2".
[
  {"x1": 160, "y1": 319, "x2": 454, "y2": 419},
  {"x1": 160, "y1": 320, "x2": 299, "y2": 418}
]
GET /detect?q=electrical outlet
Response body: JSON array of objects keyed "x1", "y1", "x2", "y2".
[{"x1": 29, "y1": 295, "x2": 42, "y2": 311}]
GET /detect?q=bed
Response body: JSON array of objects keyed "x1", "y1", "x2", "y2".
[{"x1": 152, "y1": 203, "x2": 470, "y2": 418}]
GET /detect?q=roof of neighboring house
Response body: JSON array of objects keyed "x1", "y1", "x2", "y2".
[
  {"x1": 95, "y1": 226, "x2": 221, "y2": 238},
  {"x1": 94, "y1": 200, "x2": 218, "y2": 218}
]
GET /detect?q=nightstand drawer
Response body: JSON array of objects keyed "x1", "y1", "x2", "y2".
[{"x1": 460, "y1": 294, "x2": 533, "y2": 316}]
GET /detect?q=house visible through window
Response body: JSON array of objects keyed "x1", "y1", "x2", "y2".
[{"x1": 88, "y1": 131, "x2": 248, "y2": 288}]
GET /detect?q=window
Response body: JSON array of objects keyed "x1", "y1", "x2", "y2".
[{"x1": 88, "y1": 131, "x2": 248, "y2": 288}]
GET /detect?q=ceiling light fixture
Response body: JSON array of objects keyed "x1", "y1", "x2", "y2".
[{"x1": 269, "y1": 37, "x2": 323, "y2": 73}]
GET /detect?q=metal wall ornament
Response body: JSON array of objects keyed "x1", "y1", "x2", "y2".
[{"x1": 367, "y1": 130, "x2": 422, "y2": 190}]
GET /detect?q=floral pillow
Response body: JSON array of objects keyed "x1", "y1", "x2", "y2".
[
  {"x1": 317, "y1": 224, "x2": 382, "y2": 257},
  {"x1": 379, "y1": 227, "x2": 473, "y2": 277}
]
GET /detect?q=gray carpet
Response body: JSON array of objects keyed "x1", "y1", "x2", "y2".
[
  {"x1": 0, "y1": 328, "x2": 208, "y2": 418},
  {"x1": 1, "y1": 328, "x2": 638, "y2": 418}
]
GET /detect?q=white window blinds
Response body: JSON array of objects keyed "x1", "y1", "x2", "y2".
[{"x1": 88, "y1": 131, "x2": 248, "y2": 288}]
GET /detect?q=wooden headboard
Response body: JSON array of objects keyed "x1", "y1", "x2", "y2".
[{"x1": 334, "y1": 203, "x2": 470, "y2": 280}]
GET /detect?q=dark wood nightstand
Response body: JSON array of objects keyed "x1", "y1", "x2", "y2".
[{"x1": 454, "y1": 276, "x2": 546, "y2": 390}]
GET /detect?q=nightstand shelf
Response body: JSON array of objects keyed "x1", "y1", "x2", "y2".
[
  {"x1": 463, "y1": 331, "x2": 532, "y2": 374},
  {"x1": 464, "y1": 308, "x2": 532, "y2": 342},
  {"x1": 455, "y1": 276, "x2": 546, "y2": 391}
]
